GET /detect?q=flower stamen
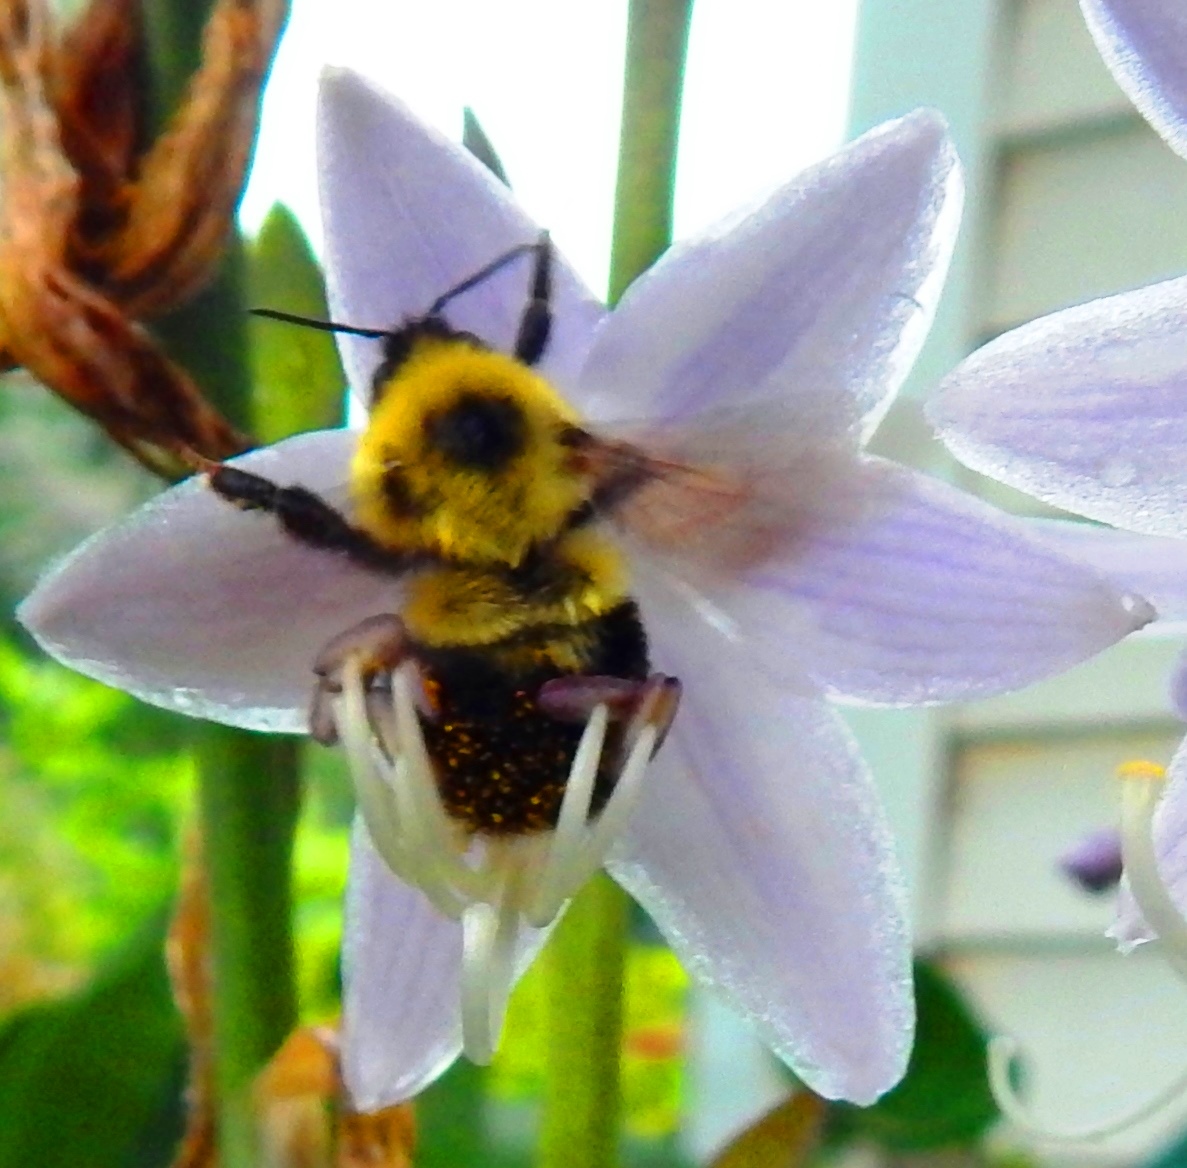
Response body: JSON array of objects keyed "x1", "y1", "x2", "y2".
[
  {"x1": 1117, "y1": 763, "x2": 1187, "y2": 982},
  {"x1": 326, "y1": 644, "x2": 678, "y2": 1062},
  {"x1": 987, "y1": 762, "x2": 1187, "y2": 1141}
]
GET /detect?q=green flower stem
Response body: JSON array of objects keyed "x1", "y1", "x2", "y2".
[
  {"x1": 141, "y1": 4, "x2": 302, "y2": 1166},
  {"x1": 608, "y1": 0, "x2": 694, "y2": 306},
  {"x1": 539, "y1": 875, "x2": 632, "y2": 1168},
  {"x1": 194, "y1": 731, "x2": 301, "y2": 1165},
  {"x1": 539, "y1": 4, "x2": 691, "y2": 1168}
]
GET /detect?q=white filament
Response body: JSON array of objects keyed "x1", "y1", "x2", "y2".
[
  {"x1": 989, "y1": 1035, "x2": 1187, "y2": 1142},
  {"x1": 333, "y1": 659, "x2": 659, "y2": 1063},
  {"x1": 527, "y1": 721, "x2": 656, "y2": 927},
  {"x1": 988, "y1": 769, "x2": 1187, "y2": 1142},
  {"x1": 1120, "y1": 772, "x2": 1187, "y2": 984}
]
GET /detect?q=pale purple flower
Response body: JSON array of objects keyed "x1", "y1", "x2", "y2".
[
  {"x1": 18, "y1": 70, "x2": 1149, "y2": 1112},
  {"x1": 927, "y1": 0, "x2": 1187, "y2": 961}
]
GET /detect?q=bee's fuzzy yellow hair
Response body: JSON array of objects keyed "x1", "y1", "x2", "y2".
[{"x1": 351, "y1": 337, "x2": 586, "y2": 567}]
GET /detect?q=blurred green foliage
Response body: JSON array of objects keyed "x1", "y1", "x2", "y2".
[
  {"x1": 830, "y1": 960, "x2": 999, "y2": 1150},
  {"x1": 463, "y1": 108, "x2": 511, "y2": 187},
  {"x1": 0, "y1": 383, "x2": 152, "y2": 615},
  {"x1": 0, "y1": 915, "x2": 185, "y2": 1168},
  {"x1": 248, "y1": 204, "x2": 347, "y2": 442},
  {"x1": 0, "y1": 637, "x2": 189, "y2": 1003}
]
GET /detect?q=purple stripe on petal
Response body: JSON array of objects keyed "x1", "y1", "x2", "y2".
[
  {"x1": 1169, "y1": 644, "x2": 1187, "y2": 720},
  {"x1": 577, "y1": 109, "x2": 961, "y2": 440},
  {"x1": 343, "y1": 820, "x2": 556, "y2": 1110},
  {"x1": 649, "y1": 456, "x2": 1150, "y2": 705},
  {"x1": 618, "y1": 568, "x2": 911, "y2": 1104},
  {"x1": 929, "y1": 276, "x2": 1187, "y2": 539}
]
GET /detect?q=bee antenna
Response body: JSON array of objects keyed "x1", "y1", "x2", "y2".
[
  {"x1": 249, "y1": 307, "x2": 392, "y2": 340},
  {"x1": 427, "y1": 233, "x2": 550, "y2": 317}
]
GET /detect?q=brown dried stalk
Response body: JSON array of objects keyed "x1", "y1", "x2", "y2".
[
  {"x1": 167, "y1": 830, "x2": 417, "y2": 1168},
  {"x1": 0, "y1": 0, "x2": 287, "y2": 475}
]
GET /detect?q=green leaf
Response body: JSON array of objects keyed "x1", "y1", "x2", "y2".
[
  {"x1": 247, "y1": 204, "x2": 346, "y2": 442},
  {"x1": 1146, "y1": 1124, "x2": 1187, "y2": 1168},
  {"x1": 829, "y1": 961, "x2": 999, "y2": 1150},
  {"x1": 463, "y1": 108, "x2": 511, "y2": 187},
  {"x1": 0, "y1": 914, "x2": 185, "y2": 1168}
]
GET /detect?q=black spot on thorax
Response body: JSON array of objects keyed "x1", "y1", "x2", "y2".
[{"x1": 426, "y1": 392, "x2": 526, "y2": 472}]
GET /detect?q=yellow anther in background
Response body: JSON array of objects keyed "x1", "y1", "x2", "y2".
[{"x1": 1117, "y1": 759, "x2": 1168, "y2": 782}]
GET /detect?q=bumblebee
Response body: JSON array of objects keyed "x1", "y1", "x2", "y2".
[{"x1": 209, "y1": 236, "x2": 679, "y2": 839}]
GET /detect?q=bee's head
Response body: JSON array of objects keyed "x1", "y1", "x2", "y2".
[{"x1": 350, "y1": 331, "x2": 591, "y2": 566}]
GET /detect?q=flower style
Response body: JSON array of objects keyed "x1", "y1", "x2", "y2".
[
  {"x1": 18, "y1": 69, "x2": 1150, "y2": 1112},
  {"x1": 927, "y1": 0, "x2": 1187, "y2": 962}
]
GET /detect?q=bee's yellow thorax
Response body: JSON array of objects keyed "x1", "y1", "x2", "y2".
[
  {"x1": 401, "y1": 527, "x2": 630, "y2": 666},
  {"x1": 349, "y1": 338, "x2": 587, "y2": 566}
]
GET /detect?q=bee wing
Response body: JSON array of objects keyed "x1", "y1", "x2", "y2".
[
  {"x1": 595, "y1": 400, "x2": 1145, "y2": 706},
  {"x1": 587, "y1": 400, "x2": 852, "y2": 578}
]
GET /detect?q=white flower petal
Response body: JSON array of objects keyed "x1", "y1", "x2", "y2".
[
  {"x1": 17, "y1": 431, "x2": 385, "y2": 733},
  {"x1": 317, "y1": 68, "x2": 604, "y2": 401},
  {"x1": 929, "y1": 275, "x2": 1187, "y2": 538},
  {"x1": 342, "y1": 821, "x2": 464, "y2": 1109},
  {"x1": 610, "y1": 572, "x2": 911, "y2": 1104},
  {"x1": 1031, "y1": 518, "x2": 1187, "y2": 626},
  {"x1": 1082, "y1": 0, "x2": 1187, "y2": 160},
  {"x1": 578, "y1": 109, "x2": 961, "y2": 439}
]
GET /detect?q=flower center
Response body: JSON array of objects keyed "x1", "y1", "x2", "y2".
[{"x1": 333, "y1": 655, "x2": 660, "y2": 1063}]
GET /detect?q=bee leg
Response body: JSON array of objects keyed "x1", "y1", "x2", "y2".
[
  {"x1": 308, "y1": 614, "x2": 412, "y2": 745},
  {"x1": 536, "y1": 672, "x2": 682, "y2": 755},
  {"x1": 207, "y1": 465, "x2": 413, "y2": 573}
]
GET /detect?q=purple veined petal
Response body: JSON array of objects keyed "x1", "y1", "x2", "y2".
[
  {"x1": 17, "y1": 430, "x2": 389, "y2": 733},
  {"x1": 929, "y1": 275, "x2": 1187, "y2": 539},
  {"x1": 577, "y1": 108, "x2": 961, "y2": 441},
  {"x1": 342, "y1": 820, "x2": 555, "y2": 1110},
  {"x1": 317, "y1": 68, "x2": 605, "y2": 403},
  {"x1": 629, "y1": 453, "x2": 1151, "y2": 706},
  {"x1": 609, "y1": 570, "x2": 911, "y2": 1104},
  {"x1": 1026, "y1": 522, "x2": 1187, "y2": 721},
  {"x1": 1112, "y1": 735, "x2": 1187, "y2": 950},
  {"x1": 1082, "y1": 0, "x2": 1187, "y2": 161},
  {"x1": 342, "y1": 821, "x2": 464, "y2": 1108},
  {"x1": 1030, "y1": 518, "x2": 1187, "y2": 628}
]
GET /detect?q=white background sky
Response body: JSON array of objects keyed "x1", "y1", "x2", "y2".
[{"x1": 241, "y1": 0, "x2": 859, "y2": 298}]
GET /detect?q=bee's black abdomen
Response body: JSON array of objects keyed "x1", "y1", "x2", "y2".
[
  {"x1": 415, "y1": 601, "x2": 649, "y2": 835},
  {"x1": 588, "y1": 600, "x2": 649, "y2": 680}
]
